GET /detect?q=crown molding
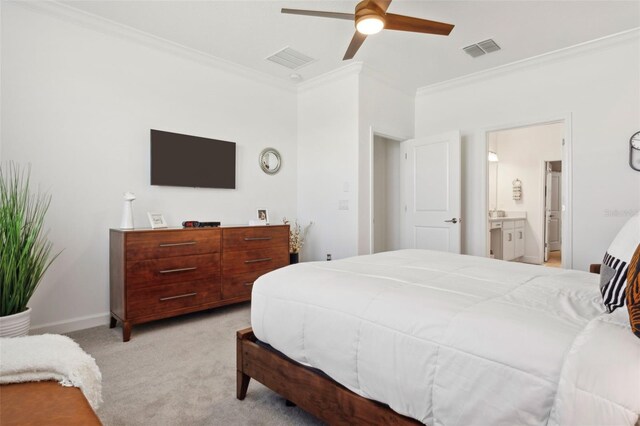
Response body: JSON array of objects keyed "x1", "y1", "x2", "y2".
[
  {"x1": 297, "y1": 62, "x2": 365, "y2": 94},
  {"x1": 12, "y1": 0, "x2": 297, "y2": 93},
  {"x1": 296, "y1": 61, "x2": 415, "y2": 98},
  {"x1": 417, "y1": 27, "x2": 640, "y2": 97},
  {"x1": 359, "y1": 64, "x2": 415, "y2": 98}
]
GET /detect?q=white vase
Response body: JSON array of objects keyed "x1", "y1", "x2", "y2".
[
  {"x1": 120, "y1": 192, "x2": 136, "y2": 230},
  {"x1": 0, "y1": 307, "x2": 31, "y2": 337}
]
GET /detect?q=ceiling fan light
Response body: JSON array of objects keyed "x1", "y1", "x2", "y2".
[{"x1": 356, "y1": 16, "x2": 384, "y2": 35}]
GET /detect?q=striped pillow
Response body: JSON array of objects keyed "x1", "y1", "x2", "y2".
[
  {"x1": 599, "y1": 213, "x2": 640, "y2": 313},
  {"x1": 600, "y1": 252, "x2": 629, "y2": 312},
  {"x1": 626, "y1": 244, "x2": 640, "y2": 338}
]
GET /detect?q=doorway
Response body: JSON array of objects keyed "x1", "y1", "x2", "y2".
[
  {"x1": 543, "y1": 161, "x2": 562, "y2": 267},
  {"x1": 485, "y1": 119, "x2": 571, "y2": 268},
  {"x1": 372, "y1": 134, "x2": 403, "y2": 253}
]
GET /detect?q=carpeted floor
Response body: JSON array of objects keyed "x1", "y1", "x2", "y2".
[{"x1": 66, "y1": 303, "x2": 322, "y2": 425}]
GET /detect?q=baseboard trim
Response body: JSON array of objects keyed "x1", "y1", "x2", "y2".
[
  {"x1": 30, "y1": 312, "x2": 111, "y2": 335},
  {"x1": 521, "y1": 255, "x2": 543, "y2": 265}
]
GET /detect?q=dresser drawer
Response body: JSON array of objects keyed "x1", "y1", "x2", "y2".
[
  {"x1": 127, "y1": 278, "x2": 221, "y2": 318},
  {"x1": 222, "y1": 247, "x2": 289, "y2": 275},
  {"x1": 126, "y1": 229, "x2": 220, "y2": 260},
  {"x1": 222, "y1": 226, "x2": 289, "y2": 252},
  {"x1": 221, "y1": 270, "x2": 271, "y2": 300},
  {"x1": 126, "y1": 253, "x2": 220, "y2": 288}
]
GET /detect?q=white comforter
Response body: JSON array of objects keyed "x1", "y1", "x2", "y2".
[{"x1": 251, "y1": 250, "x2": 640, "y2": 425}]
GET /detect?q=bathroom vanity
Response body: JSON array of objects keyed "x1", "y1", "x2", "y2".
[{"x1": 489, "y1": 217, "x2": 526, "y2": 261}]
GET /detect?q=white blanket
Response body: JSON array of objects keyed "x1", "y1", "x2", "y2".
[
  {"x1": 0, "y1": 333, "x2": 102, "y2": 409},
  {"x1": 251, "y1": 249, "x2": 640, "y2": 425}
]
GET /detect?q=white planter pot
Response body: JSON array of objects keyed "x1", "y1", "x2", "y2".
[{"x1": 0, "y1": 307, "x2": 31, "y2": 337}]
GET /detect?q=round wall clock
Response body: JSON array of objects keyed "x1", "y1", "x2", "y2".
[{"x1": 631, "y1": 131, "x2": 640, "y2": 172}]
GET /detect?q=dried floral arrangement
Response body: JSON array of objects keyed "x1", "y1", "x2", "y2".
[{"x1": 282, "y1": 218, "x2": 313, "y2": 254}]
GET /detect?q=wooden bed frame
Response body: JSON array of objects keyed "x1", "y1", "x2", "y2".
[
  {"x1": 237, "y1": 265, "x2": 603, "y2": 424},
  {"x1": 236, "y1": 327, "x2": 421, "y2": 425}
]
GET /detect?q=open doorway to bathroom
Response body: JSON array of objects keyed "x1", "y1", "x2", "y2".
[{"x1": 485, "y1": 120, "x2": 571, "y2": 268}]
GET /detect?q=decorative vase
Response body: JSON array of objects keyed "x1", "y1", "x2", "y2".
[
  {"x1": 0, "y1": 307, "x2": 31, "y2": 337},
  {"x1": 120, "y1": 192, "x2": 136, "y2": 229},
  {"x1": 289, "y1": 252, "x2": 299, "y2": 264}
]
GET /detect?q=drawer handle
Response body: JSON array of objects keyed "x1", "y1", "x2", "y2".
[
  {"x1": 159, "y1": 241, "x2": 197, "y2": 247},
  {"x1": 245, "y1": 257, "x2": 272, "y2": 264},
  {"x1": 508, "y1": 233, "x2": 512, "y2": 242},
  {"x1": 159, "y1": 292, "x2": 197, "y2": 301},
  {"x1": 159, "y1": 267, "x2": 197, "y2": 274},
  {"x1": 244, "y1": 282, "x2": 254, "y2": 287},
  {"x1": 244, "y1": 237, "x2": 272, "y2": 241}
]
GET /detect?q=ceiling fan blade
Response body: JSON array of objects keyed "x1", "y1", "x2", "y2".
[
  {"x1": 384, "y1": 13, "x2": 454, "y2": 36},
  {"x1": 343, "y1": 32, "x2": 367, "y2": 60},
  {"x1": 281, "y1": 8, "x2": 355, "y2": 21},
  {"x1": 371, "y1": 0, "x2": 393, "y2": 13}
]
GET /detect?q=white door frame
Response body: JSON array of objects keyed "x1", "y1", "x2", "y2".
[
  {"x1": 481, "y1": 114, "x2": 573, "y2": 269},
  {"x1": 369, "y1": 127, "x2": 410, "y2": 254},
  {"x1": 541, "y1": 161, "x2": 550, "y2": 263}
]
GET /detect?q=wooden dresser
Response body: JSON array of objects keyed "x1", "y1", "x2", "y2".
[{"x1": 109, "y1": 225, "x2": 289, "y2": 341}]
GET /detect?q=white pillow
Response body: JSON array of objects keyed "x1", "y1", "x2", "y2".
[{"x1": 600, "y1": 212, "x2": 640, "y2": 313}]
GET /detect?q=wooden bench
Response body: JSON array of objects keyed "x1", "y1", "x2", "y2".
[{"x1": 0, "y1": 381, "x2": 101, "y2": 425}]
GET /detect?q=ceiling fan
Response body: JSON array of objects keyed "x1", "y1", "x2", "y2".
[{"x1": 281, "y1": 0, "x2": 454, "y2": 60}]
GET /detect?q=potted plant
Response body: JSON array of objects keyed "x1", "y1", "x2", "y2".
[
  {"x1": 283, "y1": 218, "x2": 312, "y2": 264},
  {"x1": 0, "y1": 163, "x2": 59, "y2": 337}
]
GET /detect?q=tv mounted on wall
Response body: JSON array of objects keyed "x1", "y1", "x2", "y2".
[{"x1": 150, "y1": 129, "x2": 236, "y2": 189}]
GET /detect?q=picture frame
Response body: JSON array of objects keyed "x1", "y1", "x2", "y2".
[
  {"x1": 147, "y1": 212, "x2": 168, "y2": 229},
  {"x1": 257, "y1": 208, "x2": 269, "y2": 224}
]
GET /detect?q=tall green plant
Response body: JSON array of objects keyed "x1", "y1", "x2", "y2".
[{"x1": 0, "y1": 163, "x2": 59, "y2": 317}]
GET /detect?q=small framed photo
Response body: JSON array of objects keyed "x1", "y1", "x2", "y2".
[
  {"x1": 147, "y1": 212, "x2": 168, "y2": 229},
  {"x1": 257, "y1": 208, "x2": 269, "y2": 224}
]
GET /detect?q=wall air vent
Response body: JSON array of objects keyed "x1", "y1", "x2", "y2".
[
  {"x1": 463, "y1": 38, "x2": 501, "y2": 58},
  {"x1": 266, "y1": 47, "x2": 315, "y2": 70}
]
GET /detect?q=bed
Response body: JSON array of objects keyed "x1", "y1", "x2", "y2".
[{"x1": 238, "y1": 249, "x2": 640, "y2": 425}]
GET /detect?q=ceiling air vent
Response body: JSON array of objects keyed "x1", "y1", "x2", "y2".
[
  {"x1": 266, "y1": 47, "x2": 315, "y2": 70},
  {"x1": 463, "y1": 44, "x2": 486, "y2": 58},
  {"x1": 463, "y1": 38, "x2": 501, "y2": 58}
]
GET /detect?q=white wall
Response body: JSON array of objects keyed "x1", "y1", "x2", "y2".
[
  {"x1": 490, "y1": 123, "x2": 563, "y2": 263},
  {"x1": 297, "y1": 71, "x2": 359, "y2": 262},
  {"x1": 358, "y1": 71, "x2": 414, "y2": 254},
  {"x1": 415, "y1": 30, "x2": 640, "y2": 271},
  {"x1": 297, "y1": 66, "x2": 413, "y2": 261},
  {"x1": 1, "y1": 3, "x2": 298, "y2": 332}
]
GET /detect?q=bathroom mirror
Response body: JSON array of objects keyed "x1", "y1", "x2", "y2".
[{"x1": 259, "y1": 148, "x2": 281, "y2": 175}]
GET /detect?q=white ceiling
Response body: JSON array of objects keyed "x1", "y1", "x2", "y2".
[{"x1": 60, "y1": 0, "x2": 640, "y2": 91}]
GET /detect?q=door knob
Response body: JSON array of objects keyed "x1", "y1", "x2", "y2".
[{"x1": 445, "y1": 218, "x2": 458, "y2": 224}]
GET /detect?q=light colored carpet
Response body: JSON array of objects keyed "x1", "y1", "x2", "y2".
[{"x1": 66, "y1": 303, "x2": 323, "y2": 425}]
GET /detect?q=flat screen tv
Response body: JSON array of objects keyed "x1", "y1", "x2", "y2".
[{"x1": 150, "y1": 129, "x2": 236, "y2": 189}]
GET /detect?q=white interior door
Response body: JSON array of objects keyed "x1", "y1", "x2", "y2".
[
  {"x1": 400, "y1": 131, "x2": 461, "y2": 253},
  {"x1": 545, "y1": 170, "x2": 562, "y2": 259}
]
